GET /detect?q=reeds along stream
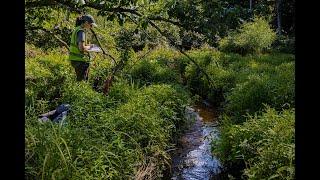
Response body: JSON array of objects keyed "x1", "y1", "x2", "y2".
[{"x1": 170, "y1": 101, "x2": 223, "y2": 180}]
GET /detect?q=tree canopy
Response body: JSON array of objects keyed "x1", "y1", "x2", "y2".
[{"x1": 25, "y1": 0, "x2": 295, "y2": 50}]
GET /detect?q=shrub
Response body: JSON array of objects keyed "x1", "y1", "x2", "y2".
[
  {"x1": 184, "y1": 48, "x2": 221, "y2": 96},
  {"x1": 219, "y1": 17, "x2": 276, "y2": 55},
  {"x1": 57, "y1": 81, "x2": 112, "y2": 127},
  {"x1": 272, "y1": 35, "x2": 295, "y2": 54},
  {"x1": 25, "y1": 57, "x2": 191, "y2": 179},
  {"x1": 269, "y1": 62, "x2": 295, "y2": 108},
  {"x1": 224, "y1": 74, "x2": 273, "y2": 122},
  {"x1": 25, "y1": 83, "x2": 191, "y2": 179},
  {"x1": 254, "y1": 53, "x2": 295, "y2": 66},
  {"x1": 129, "y1": 59, "x2": 159, "y2": 85},
  {"x1": 107, "y1": 78, "x2": 138, "y2": 104},
  {"x1": 224, "y1": 61, "x2": 294, "y2": 123},
  {"x1": 213, "y1": 107, "x2": 295, "y2": 179},
  {"x1": 206, "y1": 64, "x2": 237, "y2": 105},
  {"x1": 129, "y1": 58, "x2": 180, "y2": 85},
  {"x1": 87, "y1": 56, "x2": 113, "y2": 92},
  {"x1": 25, "y1": 52, "x2": 74, "y2": 114}
]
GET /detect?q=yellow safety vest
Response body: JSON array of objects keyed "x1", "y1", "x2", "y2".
[{"x1": 68, "y1": 26, "x2": 90, "y2": 62}]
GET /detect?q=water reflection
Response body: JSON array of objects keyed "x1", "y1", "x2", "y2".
[{"x1": 171, "y1": 102, "x2": 222, "y2": 180}]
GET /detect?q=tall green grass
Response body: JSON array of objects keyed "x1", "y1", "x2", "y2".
[
  {"x1": 25, "y1": 45, "x2": 191, "y2": 179},
  {"x1": 176, "y1": 46, "x2": 294, "y2": 179},
  {"x1": 26, "y1": 42, "x2": 295, "y2": 179},
  {"x1": 213, "y1": 107, "x2": 295, "y2": 179}
]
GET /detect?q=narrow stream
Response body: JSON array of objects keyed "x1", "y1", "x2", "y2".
[{"x1": 170, "y1": 101, "x2": 223, "y2": 180}]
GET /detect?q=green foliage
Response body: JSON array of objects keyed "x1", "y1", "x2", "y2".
[
  {"x1": 181, "y1": 47, "x2": 237, "y2": 105},
  {"x1": 224, "y1": 61, "x2": 294, "y2": 122},
  {"x1": 213, "y1": 107, "x2": 295, "y2": 180},
  {"x1": 167, "y1": 0, "x2": 243, "y2": 46},
  {"x1": 25, "y1": 51, "x2": 74, "y2": 114},
  {"x1": 25, "y1": 6, "x2": 295, "y2": 176},
  {"x1": 182, "y1": 51, "x2": 295, "y2": 116},
  {"x1": 193, "y1": 49, "x2": 295, "y2": 179},
  {"x1": 219, "y1": 17, "x2": 276, "y2": 55},
  {"x1": 26, "y1": 82, "x2": 190, "y2": 179},
  {"x1": 206, "y1": 63, "x2": 237, "y2": 105},
  {"x1": 183, "y1": 48, "x2": 221, "y2": 96},
  {"x1": 225, "y1": 74, "x2": 274, "y2": 122},
  {"x1": 25, "y1": 45, "x2": 192, "y2": 179},
  {"x1": 272, "y1": 35, "x2": 295, "y2": 54},
  {"x1": 128, "y1": 46, "x2": 182, "y2": 85},
  {"x1": 129, "y1": 59, "x2": 158, "y2": 85},
  {"x1": 107, "y1": 78, "x2": 138, "y2": 104}
]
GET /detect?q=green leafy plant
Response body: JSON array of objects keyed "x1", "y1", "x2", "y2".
[
  {"x1": 213, "y1": 107, "x2": 295, "y2": 180},
  {"x1": 219, "y1": 17, "x2": 277, "y2": 55}
]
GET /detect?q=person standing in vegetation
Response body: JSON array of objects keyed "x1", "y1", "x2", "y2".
[{"x1": 68, "y1": 14, "x2": 97, "y2": 81}]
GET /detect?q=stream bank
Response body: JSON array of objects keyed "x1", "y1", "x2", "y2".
[{"x1": 168, "y1": 101, "x2": 225, "y2": 180}]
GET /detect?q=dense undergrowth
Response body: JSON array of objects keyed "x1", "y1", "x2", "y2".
[
  {"x1": 25, "y1": 44, "x2": 192, "y2": 179},
  {"x1": 26, "y1": 17, "x2": 295, "y2": 179},
  {"x1": 123, "y1": 18, "x2": 294, "y2": 179},
  {"x1": 170, "y1": 19, "x2": 294, "y2": 179},
  {"x1": 178, "y1": 49, "x2": 294, "y2": 179}
]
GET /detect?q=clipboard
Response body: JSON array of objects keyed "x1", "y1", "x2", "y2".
[{"x1": 87, "y1": 44, "x2": 102, "y2": 52}]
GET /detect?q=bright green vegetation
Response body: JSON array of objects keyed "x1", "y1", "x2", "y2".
[
  {"x1": 172, "y1": 19, "x2": 295, "y2": 179},
  {"x1": 183, "y1": 49, "x2": 295, "y2": 179},
  {"x1": 25, "y1": 45, "x2": 192, "y2": 179},
  {"x1": 215, "y1": 107, "x2": 295, "y2": 179},
  {"x1": 26, "y1": 43, "x2": 294, "y2": 179},
  {"x1": 219, "y1": 17, "x2": 277, "y2": 55},
  {"x1": 26, "y1": 1, "x2": 295, "y2": 179}
]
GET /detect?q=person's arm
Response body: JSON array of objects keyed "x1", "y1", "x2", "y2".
[
  {"x1": 79, "y1": 41, "x2": 91, "y2": 52},
  {"x1": 77, "y1": 30, "x2": 91, "y2": 53}
]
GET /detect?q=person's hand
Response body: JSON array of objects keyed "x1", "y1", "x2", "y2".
[{"x1": 84, "y1": 45, "x2": 91, "y2": 50}]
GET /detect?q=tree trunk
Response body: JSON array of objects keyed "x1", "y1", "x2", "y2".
[
  {"x1": 249, "y1": 0, "x2": 253, "y2": 17},
  {"x1": 276, "y1": 0, "x2": 282, "y2": 35}
]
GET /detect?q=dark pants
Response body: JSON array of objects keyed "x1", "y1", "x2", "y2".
[{"x1": 70, "y1": 61, "x2": 90, "y2": 81}]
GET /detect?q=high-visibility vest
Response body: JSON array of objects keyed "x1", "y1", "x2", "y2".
[{"x1": 68, "y1": 26, "x2": 90, "y2": 62}]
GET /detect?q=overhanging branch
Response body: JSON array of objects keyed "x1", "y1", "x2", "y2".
[
  {"x1": 145, "y1": 18, "x2": 214, "y2": 87},
  {"x1": 26, "y1": 25, "x2": 70, "y2": 50},
  {"x1": 148, "y1": 16, "x2": 181, "y2": 26},
  {"x1": 26, "y1": 0, "x2": 182, "y2": 28},
  {"x1": 122, "y1": 11, "x2": 213, "y2": 86}
]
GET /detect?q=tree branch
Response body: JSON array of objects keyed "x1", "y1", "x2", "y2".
[
  {"x1": 145, "y1": 19, "x2": 214, "y2": 87},
  {"x1": 148, "y1": 16, "x2": 181, "y2": 26},
  {"x1": 90, "y1": 29, "x2": 117, "y2": 65},
  {"x1": 122, "y1": 11, "x2": 213, "y2": 86},
  {"x1": 26, "y1": 25, "x2": 70, "y2": 50},
  {"x1": 26, "y1": 0, "x2": 82, "y2": 13},
  {"x1": 26, "y1": 0, "x2": 139, "y2": 15},
  {"x1": 26, "y1": 0, "x2": 182, "y2": 28}
]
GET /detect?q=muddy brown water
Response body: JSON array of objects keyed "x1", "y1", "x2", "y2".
[{"x1": 170, "y1": 102, "x2": 223, "y2": 180}]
